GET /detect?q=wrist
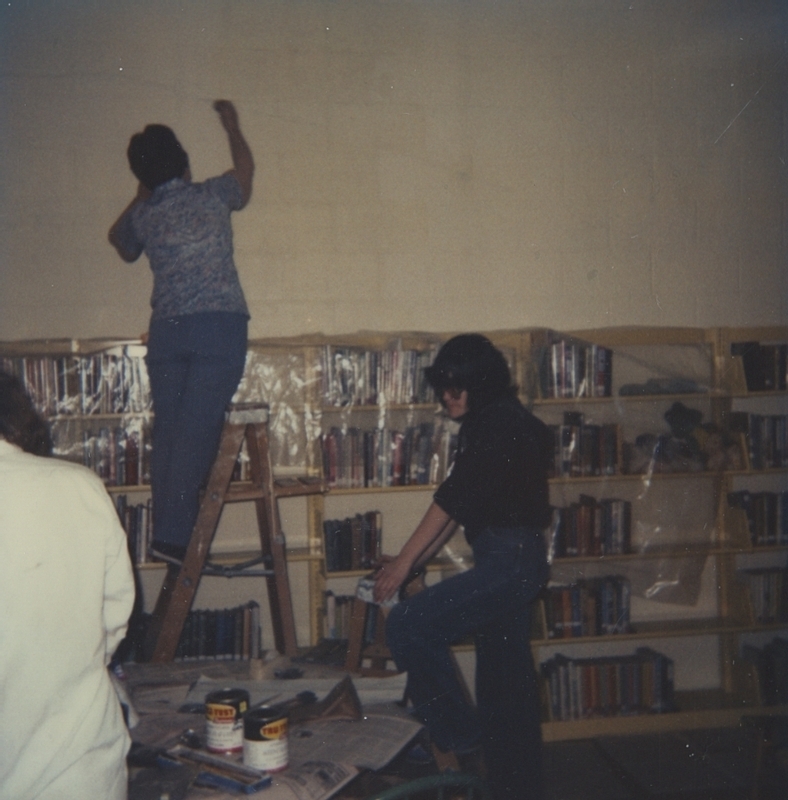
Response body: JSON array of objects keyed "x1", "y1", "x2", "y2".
[{"x1": 398, "y1": 552, "x2": 417, "y2": 573}]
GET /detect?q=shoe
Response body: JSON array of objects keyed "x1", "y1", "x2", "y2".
[
  {"x1": 405, "y1": 743, "x2": 433, "y2": 765},
  {"x1": 430, "y1": 743, "x2": 461, "y2": 773},
  {"x1": 149, "y1": 541, "x2": 187, "y2": 564}
]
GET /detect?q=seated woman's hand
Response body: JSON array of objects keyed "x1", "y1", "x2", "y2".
[{"x1": 373, "y1": 554, "x2": 413, "y2": 604}]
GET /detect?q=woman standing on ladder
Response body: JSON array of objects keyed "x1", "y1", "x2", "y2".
[
  {"x1": 109, "y1": 100, "x2": 254, "y2": 562},
  {"x1": 374, "y1": 334, "x2": 552, "y2": 800}
]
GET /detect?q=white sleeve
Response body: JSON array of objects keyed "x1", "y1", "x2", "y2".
[{"x1": 101, "y1": 495, "x2": 136, "y2": 663}]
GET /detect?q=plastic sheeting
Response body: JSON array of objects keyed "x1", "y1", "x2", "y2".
[
  {"x1": 538, "y1": 335, "x2": 726, "y2": 607},
  {"x1": 0, "y1": 330, "x2": 750, "y2": 608}
]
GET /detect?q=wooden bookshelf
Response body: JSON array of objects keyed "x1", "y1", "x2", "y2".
[{"x1": 2, "y1": 325, "x2": 786, "y2": 737}]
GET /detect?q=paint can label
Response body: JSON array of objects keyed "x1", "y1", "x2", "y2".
[
  {"x1": 243, "y1": 708, "x2": 289, "y2": 772},
  {"x1": 205, "y1": 689, "x2": 250, "y2": 753}
]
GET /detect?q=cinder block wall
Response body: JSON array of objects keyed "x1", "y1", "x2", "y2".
[{"x1": 1, "y1": 0, "x2": 786, "y2": 341}]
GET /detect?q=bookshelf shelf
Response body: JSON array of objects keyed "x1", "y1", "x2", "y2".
[
  {"x1": 542, "y1": 683, "x2": 788, "y2": 742},
  {"x1": 541, "y1": 703, "x2": 768, "y2": 743},
  {"x1": 106, "y1": 484, "x2": 151, "y2": 494},
  {"x1": 551, "y1": 545, "x2": 732, "y2": 565},
  {"x1": 731, "y1": 544, "x2": 788, "y2": 555},
  {"x1": 47, "y1": 411, "x2": 153, "y2": 421},
  {"x1": 320, "y1": 403, "x2": 441, "y2": 413},
  {"x1": 724, "y1": 467, "x2": 788, "y2": 478},
  {"x1": 3, "y1": 325, "x2": 786, "y2": 735},
  {"x1": 548, "y1": 471, "x2": 719, "y2": 485},
  {"x1": 326, "y1": 484, "x2": 437, "y2": 496},
  {"x1": 532, "y1": 391, "x2": 725, "y2": 407},
  {"x1": 535, "y1": 618, "x2": 788, "y2": 647},
  {"x1": 727, "y1": 390, "x2": 788, "y2": 400}
]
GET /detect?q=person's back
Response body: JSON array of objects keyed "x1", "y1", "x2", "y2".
[
  {"x1": 124, "y1": 175, "x2": 249, "y2": 319},
  {"x1": 0, "y1": 376, "x2": 134, "y2": 800}
]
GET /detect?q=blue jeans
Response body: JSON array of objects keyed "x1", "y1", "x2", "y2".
[
  {"x1": 386, "y1": 527, "x2": 548, "y2": 800},
  {"x1": 145, "y1": 312, "x2": 247, "y2": 550}
]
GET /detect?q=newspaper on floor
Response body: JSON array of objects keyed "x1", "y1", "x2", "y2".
[
  {"x1": 288, "y1": 713, "x2": 423, "y2": 771},
  {"x1": 267, "y1": 760, "x2": 359, "y2": 800},
  {"x1": 166, "y1": 746, "x2": 358, "y2": 800}
]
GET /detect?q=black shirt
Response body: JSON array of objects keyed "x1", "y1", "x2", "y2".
[{"x1": 433, "y1": 393, "x2": 552, "y2": 541}]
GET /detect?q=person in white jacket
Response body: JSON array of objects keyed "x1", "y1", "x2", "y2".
[{"x1": 0, "y1": 370, "x2": 135, "y2": 800}]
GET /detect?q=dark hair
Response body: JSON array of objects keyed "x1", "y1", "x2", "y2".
[
  {"x1": 127, "y1": 124, "x2": 189, "y2": 190},
  {"x1": 0, "y1": 370, "x2": 53, "y2": 456},
  {"x1": 426, "y1": 334, "x2": 514, "y2": 413}
]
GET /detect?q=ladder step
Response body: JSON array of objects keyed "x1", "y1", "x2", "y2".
[
  {"x1": 272, "y1": 476, "x2": 325, "y2": 497},
  {"x1": 223, "y1": 477, "x2": 325, "y2": 503},
  {"x1": 201, "y1": 556, "x2": 274, "y2": 578},
  {"x1": 224, "y1": 486, "x2": 266, "y2": 502}
]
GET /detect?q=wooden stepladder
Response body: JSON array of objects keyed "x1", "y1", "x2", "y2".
[
  {"x1": 144, "y1": 403, "x2": 325, "y2": 663},
  {"x1": 344, "y1": 573, "x2": 426, "y2": 677}
]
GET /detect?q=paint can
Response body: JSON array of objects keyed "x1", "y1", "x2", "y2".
[
  {"x1": 242, "y1": 706, "x2": 289, "y2": 772},
  {"x1": 204, "y1": 688, "x2": 250, "y2": 754}
]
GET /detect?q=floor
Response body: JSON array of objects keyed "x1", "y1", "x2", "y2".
[
  {"x1": 542, "y1": 727, "x2": 784, "y2": 800},
  {"x1": 344, "y1": 725, "x2": 786, "y2": 800},
  {"x1": 123, "y1": 658, "x2": 787, "y2": 800}
]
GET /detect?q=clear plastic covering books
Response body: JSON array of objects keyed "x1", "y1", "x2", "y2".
[{"x1": 2, "y1": 328, "x2": 786, "y2": 611}]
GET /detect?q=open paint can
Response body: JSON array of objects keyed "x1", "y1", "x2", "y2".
[
  {"x1": 243, "y1": 706, "x2": 289, "y2": 772},
  {"x1": 205, "y1": 688, "x2": 250, "y2": 754}
]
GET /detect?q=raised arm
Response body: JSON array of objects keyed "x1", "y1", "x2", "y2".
[
  {"x1": 213, "y1": 100, "x2": 254, "y2": 208},
  {"x1": 373, "y1": 502, "x2": 459, "y2": 603}
]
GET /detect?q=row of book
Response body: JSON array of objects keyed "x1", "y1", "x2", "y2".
[
  {"x1": 541, "y1": 647, "x2": 675, "y2": 721},
  {"x1": 740, "y1": 568, "x2": 788, "y2": 624},
  {"x1": 542, "y1": 576, "x2": 632, "y2": 639},
  {"x1": 322, "y1": 592, "x2": 383, "y2": 647},
  {"x1": 540, "y1": 340, "x2": 614, "y2": 399},
  {"x1": 731, "y1": 341, "x2": 788, "y2": 392},
  {"x1": 1, "y1": 347, "x2": 152, "y2": 417},
  {"x1": 115, "y1": 494, "x2": 153, "y2": 565},
  {"x1": 78, "y1": 424, "x2": 153, "y2": 486},
  {"x1": 323, "y1": 592, "x2": 356, "y2": 640},
  {"x1": 323, "y1": 511, "x2": 383, "y2": 573},
  {"x1": 173, "y1": 601, "x2": 262, "y2": 661},
  {"x1": 728, "y1": 490, "x2": 788, "y2": 546},
  {"x1": 548, "y1": 413, "x2": 619, "y2": 478},
  {"x1": 320, "y1": 423, "x2": 457, "y2": 489},
  {"x1": 551, "y1": 496, "x2": 632, "y2": 557},
  {"x1": 320, "y1": 345, "x2": 440, "y2": 407},
  {"x1": 71, "y1": 422, "x2": 248, "y2": 488},
  {"x1": 744, "y1": 414, "x2": 787, "y2": 470}
]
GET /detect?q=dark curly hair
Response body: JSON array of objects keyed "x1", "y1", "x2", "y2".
[
  {"x1": 0, "y1": 370, "x2": 53, "y2": 456},
  {"x1": 426, "y1": 334, "x2": 515, "y2": 413},
  {"x1": 127, "y1": 124, "x2": 189, "y2": 190}
]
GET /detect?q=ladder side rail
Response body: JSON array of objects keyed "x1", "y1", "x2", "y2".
[{"x1": 246, "y1": 422, "x2": 299, "y2": 656}]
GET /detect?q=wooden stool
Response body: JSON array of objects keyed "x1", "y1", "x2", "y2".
[
  {"x1": 344, "y1": 572, "x2": 427, "y2": 677},
  {"x1": 344, "y1": 597, "x2": 399, "y2": 677}
]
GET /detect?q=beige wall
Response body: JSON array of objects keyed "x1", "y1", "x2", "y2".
[{"x1": 1, "y1": 0, "x2": 786, "y2": 342}]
